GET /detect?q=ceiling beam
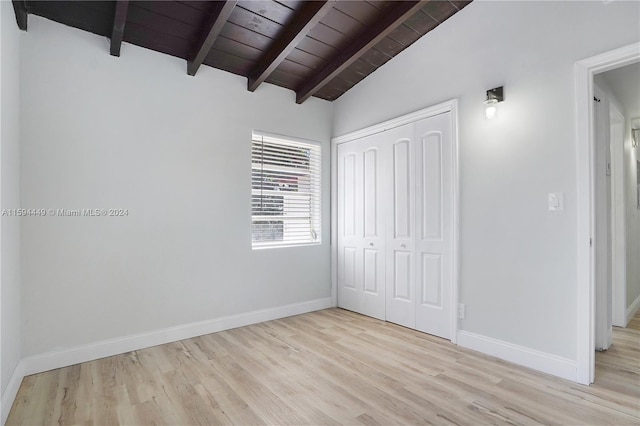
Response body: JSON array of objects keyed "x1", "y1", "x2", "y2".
[
  {"x1": 110, "y1": 0, "x2": 129, "y2": 57},
  {"x1": 12, "y1": 1, "x2": 28, "y2": 31},
  {"x1": 187, "y1": 1, "x2": 238, "y2": 76},
  {"x1": 295, "y1": 0, "x2": 426, "y2": 104},
  {"x1": 247, "y1": 0, "x2": 336, "y2": 92}
]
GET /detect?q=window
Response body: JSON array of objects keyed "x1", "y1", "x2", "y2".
[{"x1": 251, "y1": 132, "x2": 321, "y2": 249}]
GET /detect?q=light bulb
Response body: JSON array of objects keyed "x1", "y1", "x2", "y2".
[{"x1": 485, "y1": 98, "x2": 498, "y2": 119}]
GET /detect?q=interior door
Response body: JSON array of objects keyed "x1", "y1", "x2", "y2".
[
  {"x1": 594, "y1": 84, "x2": 613, "y2": 350},
  {"x1": 385, "y1": 124, "x2": 417, "y2": 329},
  {"x1": 414, "y1": 112, "x2": 453, "y2": 339},
  {"x1": 337, "y1": 137, "x2": 386, "y2": 320}
]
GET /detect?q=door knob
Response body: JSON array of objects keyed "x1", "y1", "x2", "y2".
[
  {"x1": 369, "y1": 242, "x2": 374, "y2": 247},
  {"x1": 400, "y1": 244, "x2": 406, "y2": 248}
]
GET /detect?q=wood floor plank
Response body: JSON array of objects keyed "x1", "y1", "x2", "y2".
[{"x1": 7, "y1": 308, "x2": 640, "y2": 425}]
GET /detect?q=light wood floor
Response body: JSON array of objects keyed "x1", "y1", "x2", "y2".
[{"x1": 8, "y1": 309, "x2": 640, "y2": 425}]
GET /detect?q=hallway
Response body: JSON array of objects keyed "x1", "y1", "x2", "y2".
[{"x1": 594, "y1": 310, "x2": 640, "y2": 402}]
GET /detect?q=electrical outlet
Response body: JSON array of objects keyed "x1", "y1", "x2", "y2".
[{"x1": 458, "y1": 303, "x2": 466, "y2": 319}]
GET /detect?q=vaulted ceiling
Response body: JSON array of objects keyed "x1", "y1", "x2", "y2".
[{"x1": 12, "y1": 1, "x2": 471, "y2": 103}]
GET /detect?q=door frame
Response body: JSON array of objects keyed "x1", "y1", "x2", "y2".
[
  {"x1": 574, "y1": 42, "x2": 639, "y2": 385},
  {"x1": 330, "y1": 99, "x2": 460, "y2": 343}
]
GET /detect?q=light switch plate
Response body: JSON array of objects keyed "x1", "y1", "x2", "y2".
[
  {"x1": 548, "y1": 192, "x2": 563, "y2": 211},
  {"x1": 458, "y1": 304, "x2": 466, "y2": 319}
]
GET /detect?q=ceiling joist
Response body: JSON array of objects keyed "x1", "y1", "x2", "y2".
[
  {"x1": 247, "y1": 0, "x2": 336, "y2": 92},
  {"x1": 12, "y1": 0, "x2": 28, "y2": 31},
  {"x1": 187, "y1": 0, "x2": 238, "y2": 77},
  {"x1": 13, "y1": 1, "x2": 468, "y2": 102},
  {"x1": 110, "y1": 0, "x2": 129, "y2": 57},
  {"x1": 295, "y1": 0, "x2": 426, "y2": 104}
]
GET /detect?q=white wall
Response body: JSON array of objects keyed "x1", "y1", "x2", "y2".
[
  {"x1": 626, "y1": 116, "x2": 640, "y2": 314},
  {"x1": 333, "y1": 1, "x2": 640, "y2": 360},
  {"x1": 1, "y1": 0, "x2": 23, "y2": 401},
  {"x1": 20, "y1": 16, "x2": 332, "y2": 357}
]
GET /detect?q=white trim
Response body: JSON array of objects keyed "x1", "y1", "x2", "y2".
[
  {"x1": 21, "y1": 297, "x2": 332, "y2": 377},
  {"x1": 330, "y1": 140, "x2": 338, "y2": 307},
  {"x1": 1, "y1": 361, "x2": 25, "y2": 425},
  {"x1": 457, "y1": 330, "x2": 577, "y2": 382},
  {"x1": 330, "y1": 99, "x2": 460, "y2": 344},
  {"x1": 449, "y1": 99, "x2": 460, "y2": 345},
  {"x1": 575, "y1": 42, "x2": 640, "y2": 385},
  {"x1": 332, "y1": 100, "x2": 456, "y2": 145},
  {"x1": 252, "y1": 130, "x2": 323, "y2": 147},
  {"x1": 626, "y1": 294, "x2": 640, "y2": 326}
]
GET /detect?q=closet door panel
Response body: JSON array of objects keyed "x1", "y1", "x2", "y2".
[
  {"x1": 363, "y1": 148, "x2": 379, "y2": 238},
  {"x1": 337, "y1": 138, "x2": 385, "y2": 320},
  {"x1": 337, "y1": 145, "x2": 361, "y2": 312},
  {"x1": 385, "y1": 124, "x2": 416, "y2": 329},
  {"x1": 342, "y1": 152, "x2": 358, "y2": 238},
  {"x1": 393, "y1": 140, "x2": 412, "y2": 239},
  {"x1": 362, "y1": 145, "x2": 384, "y2": 299},
  {"x1": 420, "y1": 253, "x2": 442, "y2": 307},
  {"x1": 415, "y1": 112, "x2": 453, "y2": 339},
  {"x1": 363, "y1": 248, "x2": 380, "y2": 294},
  {"x1": 341, "y1": 247, "x2": 357, "y2": 290},
  {"x1": 393, "y1": 250, "x2": 412, "y2": 300},
  {"x1": 421, "y1": 133, "x2": 443, "y2": 241}
]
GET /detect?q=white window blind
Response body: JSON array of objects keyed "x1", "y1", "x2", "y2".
[{"x1": 251, "y1": 132, "x2": 321, "y2": 249}]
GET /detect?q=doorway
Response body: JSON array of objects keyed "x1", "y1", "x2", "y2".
[
  {"x1": 575, "y1": 43, "x2": 640, "y2": 385},
  {"x1": 593, "y1": 70, "x2": 634, "y2": 351}
]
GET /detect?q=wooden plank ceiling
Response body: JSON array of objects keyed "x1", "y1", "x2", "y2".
[{"x1": 13, "y1": 0, "x2": 471, "y2": 103}]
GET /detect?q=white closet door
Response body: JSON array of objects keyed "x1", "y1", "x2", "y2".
[
  {"x1": 337, "y1": 137, "x2": 386, "y2": 320},
  {"x1": 414, "y1": 112, "x2": 453, "y2": 339},
  {"x1": 385, "y1": 124, "x2": 417, "y2": 329}
]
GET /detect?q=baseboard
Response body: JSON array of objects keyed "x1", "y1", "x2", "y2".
[
  {"x1": 457, "y1": 330, "x2": 577, "y2": 382},
  {"x1": 626, "y1": 294, "x2": 640, "y2": 326},
  {"x1": 1, "y1": 360, "x2": 25, "y2": 425},
  {"x1": 22, "y1": 297, "x2": 333, "y2": 377}
]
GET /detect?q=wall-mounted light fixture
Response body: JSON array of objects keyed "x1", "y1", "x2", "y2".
[
  {"x1": 484, "y1": 86, "x2": 504, "y2": 119},
  {"x1": 632, "y1": 128, "x2": 639, "y2": 148}
]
